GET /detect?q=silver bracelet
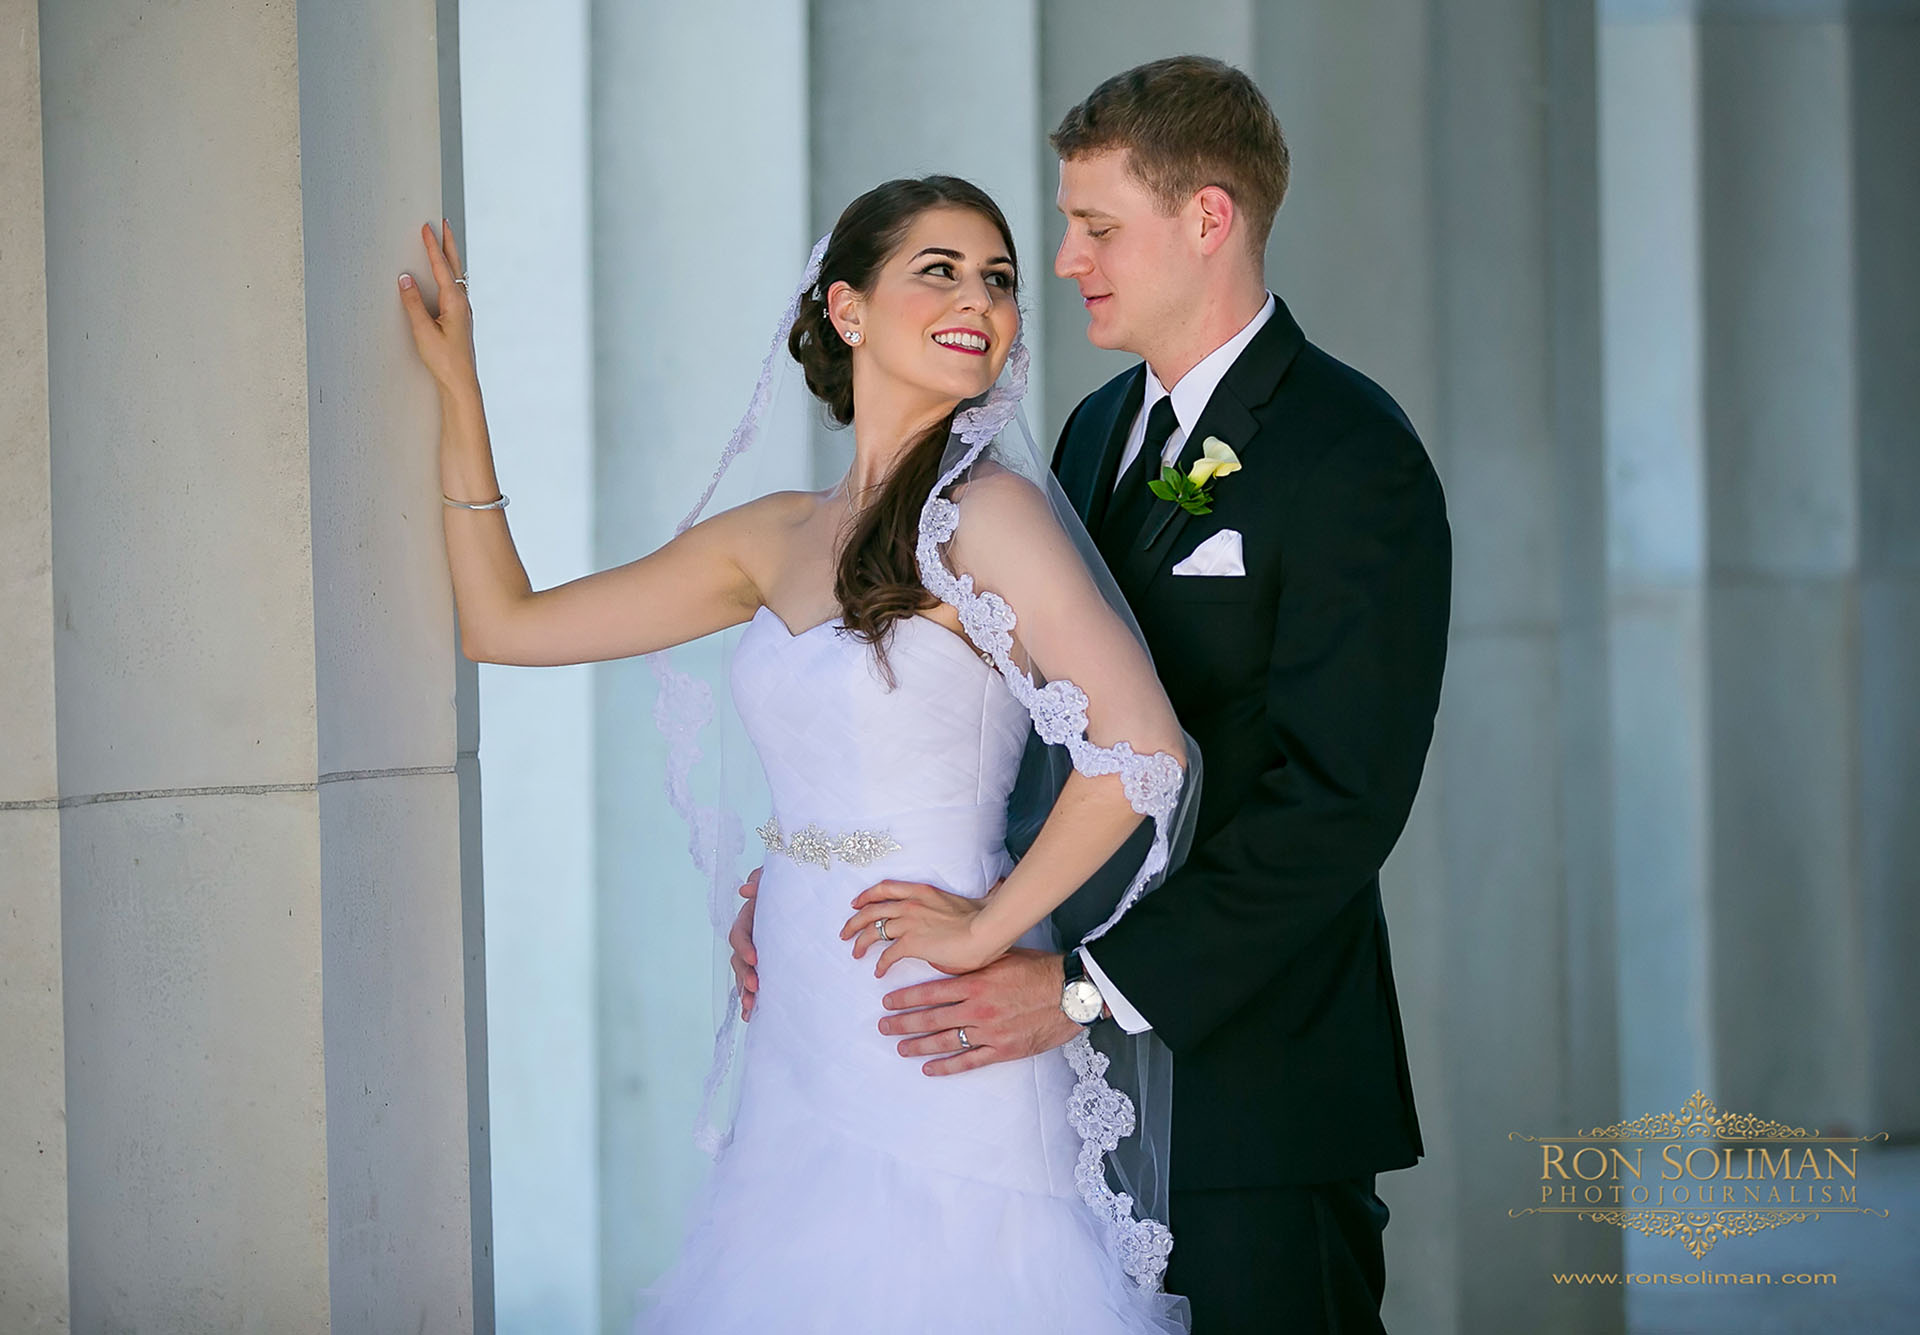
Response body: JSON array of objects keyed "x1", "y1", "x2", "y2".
[{"x1": 443, "y1": 492, "x2": 508, "y2": 510}]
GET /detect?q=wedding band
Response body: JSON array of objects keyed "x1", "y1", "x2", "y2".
[
  {"x1": 454, "y1": 274, "x2": 469, "y2": 288},
  {"x1": 957, "y1": 1027, "x2": 971, "y2": 1050},
  {"x1": 875, "y1": 918, "x2": 891, "y2": 941}
]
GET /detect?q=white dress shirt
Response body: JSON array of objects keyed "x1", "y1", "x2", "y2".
[
  {"x1": 1109, "y1": 292, "x2": 1276, "y2": 497},
  {"x1": 1079, "y1": 291, "x2": 1276, "y2": 1036}
]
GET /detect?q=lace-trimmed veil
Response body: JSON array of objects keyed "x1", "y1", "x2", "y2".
[{"x1": 647, "y1": 231, "x2": 1202, "y2": 1303}]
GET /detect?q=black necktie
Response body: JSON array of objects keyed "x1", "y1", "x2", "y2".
[{"x1": 1098, "y1": 396, "x2": 1180, "y2": 563}]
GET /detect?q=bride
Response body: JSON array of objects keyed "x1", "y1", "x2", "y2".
[{"x1": 399, "y1": 176, "x2": 1192, "y2": 1333}]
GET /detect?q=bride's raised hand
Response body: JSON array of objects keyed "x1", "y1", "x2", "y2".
[
  {"x1": 842, "y1": 879, "x2": 1007, "y2": 978},
  {"x1": 396, "y1": 218, "x2": 480, "y2": 401}
]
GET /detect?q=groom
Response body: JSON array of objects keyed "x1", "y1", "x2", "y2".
[{"x1": 734, "y1": 56, "x2": 1450, "y2": 1333}]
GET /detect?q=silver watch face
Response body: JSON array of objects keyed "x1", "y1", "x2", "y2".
[{"x1": 1062, "y1": 978, "x2": 1103, "y2": 1024}]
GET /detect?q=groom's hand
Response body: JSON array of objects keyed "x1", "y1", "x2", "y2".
[
  {"x1": 728, "y1": 867, "x2": 762, "y2": 1020},
  {"x1": 878, "y1": 948, "x2": 1084, "y2": 1075}
]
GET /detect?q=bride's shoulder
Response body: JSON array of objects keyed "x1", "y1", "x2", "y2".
[
  {"x1": 672, "y1": 491, "x2": 828, "y2": 596},
  {"x1": 946, "y1": 461, "x2": 1051, "y2": 526},
  {"x1": 944, "y1": 464, "x2": 1073, "y2": 570},
  {"x1": 698, "y1": 488, "x2": 825, "y2": 539}
]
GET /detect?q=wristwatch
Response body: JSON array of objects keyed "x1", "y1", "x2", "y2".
[{"x1": 1060, "y1": 949, "x2": 1106, "y2": 1026}]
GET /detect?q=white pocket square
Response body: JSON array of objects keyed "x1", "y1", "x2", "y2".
[{"x1": 1171, "y1": 528, "x2": 1245, "y2": 577}]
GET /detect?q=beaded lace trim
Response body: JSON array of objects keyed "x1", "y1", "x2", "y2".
[{"x1": 913, "y1": 338, "x2": 1184, "y2": 1290}]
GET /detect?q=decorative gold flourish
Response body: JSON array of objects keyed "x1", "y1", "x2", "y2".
[
  {"x1": 1574, "y1": 1091, "x2": 1812, "y2": 1144},
  {"x1": 1585, "y1": 1091, "x2": 1813, "y2": 1141},
  {"x1": 1563, "y1": 1208, "x2": 1805, "y2": 1259},
  {"x1": 1509, "y1": 1091, "x2": 1820, "y2": 1143}
]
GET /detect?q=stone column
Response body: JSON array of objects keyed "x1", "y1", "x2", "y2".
[
  {"x1": 28, "y1": 0, "x2": 489, "y2": 1328},
  {"x1": 588, "y1": 3, "x2": 810, "y2": 1327},
  {"x1": 1851, "y1": 3, "x2": 1920, "y2": 1140},
  {"x1": 1433, "y1": 1, "x2": 1624, "y2": 1328},
  {"x1": 811, "y1": 0, "x2": 1047, "y2": 456},
  {"x1": 1266, "y1": 3, "x2": 1621, "y2": 1330},
  {"x1": 459, "y1": 2, "x2": 600, "y2": 1331},
  {"x1": 1601, "y1": 0, "x2": 1909, "y2": 1141},
  {"x1": 1694, "y1": 0, "x2": 1867, "y2": 1133},
  {"x1": 0, "y1": 0, "x2": 67, "y2": 1328},
  {"x1": 1038, "y1": 0, "x2": 1256, "y2": 431},
  {"x1": 1599, "y1": 0, "x2": 1717, "y2": 1125},
  {"x1": 1255, "y1": 5, "x2": 1457, "y2": 1325}
]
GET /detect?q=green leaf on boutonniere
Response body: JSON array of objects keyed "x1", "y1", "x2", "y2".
[
  {"x1": 1149, "y1": 465, "x2": 1214, "y2": 516},
  {"x1": 1145, "y1": 439, "x2": 1244, "y2": 517}
]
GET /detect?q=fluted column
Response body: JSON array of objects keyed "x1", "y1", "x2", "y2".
[
  {"x1": 589, "y1": 3, "x2": 810, "y2": 1328},
  {"x1": 1265, "y1": 3, "x2": 1621, "y2": 1330},
  {"x1": 1255, "y1": 5, "x2": 1456, "y2": 1324},
  {"x1": 461, "y1": 2, "x2": 600, "y2": 1330},
  {"x1": 811, "y1": 0, "x2": 1047, "y2": 450},
  {"x1": 1852, "y1": 3, "x2": 1920, "y2": 1139},
  {"x1": 1599, "y1": 0, "x2": 1717, "y2": 1125},
  {"x1": 1601, "y1": 0, "x2": 1909, "y2": 1141},
  {"x1": 0, "y1": 0, "x2": 67, "y2": 1328},
  {"x1": 1694, "y1": 1, "x2": 1865, "y2": 1132},
  {"x1": 27, "y1": 0, "x2": 489, "y2": 1328},
  {"x1": 1038, "y1": 0, "x2": 1256, "y2": 431}
]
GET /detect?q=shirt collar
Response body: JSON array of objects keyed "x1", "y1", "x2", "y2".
[{"x1": 1141, "y1": 292, "x2": 1278, "y2": 440}]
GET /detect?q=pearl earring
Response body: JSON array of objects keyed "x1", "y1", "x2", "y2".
[{"x1": 844, "y1": 330, "x2": 862, "y2": 345}]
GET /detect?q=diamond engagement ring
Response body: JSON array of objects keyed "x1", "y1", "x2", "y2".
[
  {"x1": 957, "y1": 1027, "x2": 972, "y2": 1050},
  {"x1": 875, "y1": 918, "x2": 891, "y2": 942},
  {"x1": 454, "y1": 274, "x2": 470, "y2": 288}
]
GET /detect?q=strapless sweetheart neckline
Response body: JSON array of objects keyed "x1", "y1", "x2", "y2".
[{"x1": 749, "y1": 603, "x2": 995, "y2": 675}]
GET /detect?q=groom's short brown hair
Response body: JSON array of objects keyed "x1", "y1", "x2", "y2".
[{"x1": 1050, "y1": 55, "x2": 1289, "y2": 255}]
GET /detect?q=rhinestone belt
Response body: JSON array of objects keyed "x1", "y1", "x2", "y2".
[{"x1": 756, "y1": 815, "x2": 902, "y2": 870}]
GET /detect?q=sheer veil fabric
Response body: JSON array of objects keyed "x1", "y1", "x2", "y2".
[{"x1": 646, "y1": 233, "x2": 1201, "y2": 1302}]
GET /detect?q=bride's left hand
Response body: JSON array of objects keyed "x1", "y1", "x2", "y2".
[{"x1": 842, "y1": 879, "x2": 1006, "y2": 977}]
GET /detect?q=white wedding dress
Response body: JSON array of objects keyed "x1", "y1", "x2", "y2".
[{"x1": 632, "y1": 604, "x2": 1185, "y2": 1334}]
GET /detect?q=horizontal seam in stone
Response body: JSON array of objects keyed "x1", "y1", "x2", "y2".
[{"x1": 0, "y1": 765, "x2": 458, "y2": 809}]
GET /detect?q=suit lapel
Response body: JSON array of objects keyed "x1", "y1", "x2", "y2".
[
  {"x1": 1119, "y1": 296, "x2": 1309, "y2": 588},
  {"x1": 1078, "y1": 368, "x2": 1145, "y2": 534},
  {"x1": 1125, "y1": 391, "x2": 1260, "y2": 580}
]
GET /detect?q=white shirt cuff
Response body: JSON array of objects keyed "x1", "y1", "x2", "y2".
[{"x1": 1078, "y1": 946, "x2": 1151, "y2": 1035}]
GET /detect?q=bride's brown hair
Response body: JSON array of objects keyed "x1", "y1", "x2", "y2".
[{"x1": 787, "y1": 176, "x2": 1019, "y2": 681}]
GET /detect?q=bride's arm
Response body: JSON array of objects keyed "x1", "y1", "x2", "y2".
[
  {"x1": 943, "y1": 470, "x2": 1187, "y2": 957},
  {"x1": 437, "y1": 386, "x2": 798, "y2": 665},
  {"x1": 400, "y1": 222, "x2": 779, "y2": 666}
]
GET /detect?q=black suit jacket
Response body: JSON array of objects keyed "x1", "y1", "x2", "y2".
[{"x1": 1051, "y1": 295, "x2": 1450, "y2": 1190}]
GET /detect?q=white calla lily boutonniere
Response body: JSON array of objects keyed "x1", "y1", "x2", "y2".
[{"x1": 1148, "y1": 435, "x2": 1242, "y2": 516}]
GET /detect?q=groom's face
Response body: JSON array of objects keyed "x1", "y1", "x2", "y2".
[{"x1": 1054, "y1": 149, "x2": 1195, "y2": 359}]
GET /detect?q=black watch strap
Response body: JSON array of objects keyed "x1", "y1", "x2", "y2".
[{"x1": 1062, "y1": 948, "x2": 1087, "y2": 988}]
